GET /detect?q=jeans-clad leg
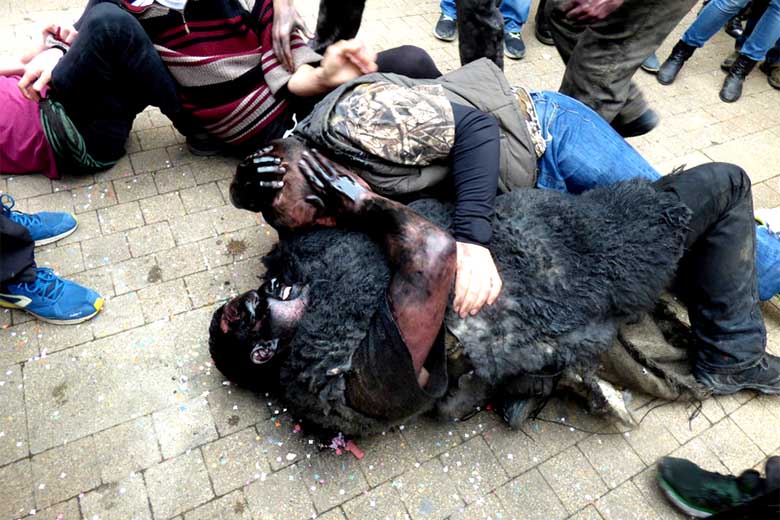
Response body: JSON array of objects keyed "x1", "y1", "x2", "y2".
[
  {"x1": 531, "y1": 90, "x2": 659, "y2": 193},
  {"x1": 682, "y1": 0, "x2": 751, "y2": 47},
  {"x1": 531, "y1": 90, "x2": 780, "y2": 301},
  {"x1": 441, "y1": 0, "x2": 457, "y2": 18},
  {"x1": 500, "y1": 0, "x2": 532, "y2": 32},
  {"x1": 654, "y1": 164, "x2": 765, "y2": 372},
  {"x1": 740, "y1": 0, "x2": 780, "y2": 61}
]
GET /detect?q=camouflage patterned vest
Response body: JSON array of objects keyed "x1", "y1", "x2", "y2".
[{"x1": 295, "y1": 58, "x2": 538, "y2": 197}]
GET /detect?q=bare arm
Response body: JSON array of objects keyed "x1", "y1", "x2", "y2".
[
  {"x1": 0, "y1": 57, "x2": 24, "y2": 77},
  {"x1": 287, "y1": 39, "x2": 377, "y2": 97},
  {"x1": 299, "y1": 151, "x2": 456, "y2": 375}
]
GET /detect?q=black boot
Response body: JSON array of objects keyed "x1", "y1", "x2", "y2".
[
  {"x1": 720, "y1": 54, "x2": 757, "y2": 103},
  {"x1": 657, "y1": 40, "x2": 696, "y2": 85},
  {"x1": 534, "y1": 0, "x2": 554, "y2": 46},
  {"x1": 725, "y1": 15, "x2": 744, "y2": 39}
]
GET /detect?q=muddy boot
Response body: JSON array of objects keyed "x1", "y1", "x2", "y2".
[
  {"x1": 760, "y1": 61, "x2": 780, "y2": 90},
  {"x1": 657, "y1": 40, "x2": 697, "y2": 85},
  {"x1": 720, "y1": 54, "x2": 757, "y2": 103},
  {"x1": 721, "y1": 49, "x2": 740, "y2": 71}
]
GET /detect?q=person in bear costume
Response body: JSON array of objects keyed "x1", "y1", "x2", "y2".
[{"x1": 208, "y1": 141, "x2": 780, "y2": 436}]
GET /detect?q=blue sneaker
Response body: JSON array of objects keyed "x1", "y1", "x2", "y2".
[
  {"x1": 0, "y1": 268, "x2": 103, "y2": 324},
  {"x1": 641, "y1": 52, "x2": 661, "y2": 74},
  {"x1": 1, "y1": 194, "x2": 78, "y2": 246}
]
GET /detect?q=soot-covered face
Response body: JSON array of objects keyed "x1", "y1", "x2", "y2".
[{"x1": 208, "y1": 277, "x2": 309, "y2": 390}]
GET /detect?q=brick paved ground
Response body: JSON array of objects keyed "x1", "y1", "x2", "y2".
[{"x1": 2, "y1": 1, "x2": 780, "y2": 519}]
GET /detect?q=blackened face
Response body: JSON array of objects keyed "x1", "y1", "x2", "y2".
[{"x1": 208, "y1": 278, "x2": 308, "y2": 389}]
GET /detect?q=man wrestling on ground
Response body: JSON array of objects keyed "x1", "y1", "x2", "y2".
[{"x1": 209, "y1": 141, "x2": 780, "y2": 436}]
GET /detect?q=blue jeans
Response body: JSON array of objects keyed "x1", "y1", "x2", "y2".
[
  {"x1": 683, "y1": 0, "x2": 780, "y2": 61},
  {"x1": 530, "y1": 90, "x2": 780, "y2": 300},
  {"x1": 441, "y1": 0, "x2": 530, "y2": 32},
  {"x1": 737, "y1": 1, "x2": 780, "y2": 64},
  {"x1": 530, "y1": 91, "x2": 658, "y2": 192}
]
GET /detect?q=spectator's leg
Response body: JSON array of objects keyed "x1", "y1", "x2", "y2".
[
  {"x1": 547, "y1": 0, "x2": 697, "y2": 125},
  {"x1": 681, "y1": 0, "x2": 751, "y2": 48},
  {"x1": 654, "y1": 164, "x2": 767, "y2": 377},
  {"x1": 310, "y1": 0, "x2": 367, "y2": 54},
  {"x1": 0, "y1": 214, "x2": 36, "y2": 287},
  {"x1": 50, "y1": 3, "x2": 184, "y2": 162},
  {"x1": 457, "y1": 0, "x2": 504, "y2": 68},
  {"x1": 737, "y1": 0, "x2": 780, "y2": 62},
  {"x1": 500, "y1": 0, "x2": 531, "y2": 33},
  {"x1": 500, "y1": 0, "x2": 531, "y2": 59}
]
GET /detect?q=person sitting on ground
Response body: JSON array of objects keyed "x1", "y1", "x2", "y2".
[
  {"x1": 231, "y1": 58, "x2": 780, "y2": 313},
  {"x1": 210, "y1": 146, "x2": 780, "y2": 436},
  {"x1": 658, "y1": 455, "x2": 780, "y2": 518},
  {"x1": 657, "y1": 0, "x2": 780, "y2": 102},
  {"x1": 0, "y1": 194, "x2": 103, "y2": 324},
  {"x1": 1, "y1": 0, "x2": 440, "y2": 179}
]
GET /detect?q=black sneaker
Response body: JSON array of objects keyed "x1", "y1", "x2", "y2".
[
  {"x1": 504, "y1": 31, "x2": 526, "y2": 60},
  {"x1": 695, "y1": 353, "x2": 780, "y2": 395},
  {"x1": 433, "y1": 13, "x2": 456, "y2": 42},
  {"x1": 186, "y1": 132, "x2": 226, "y2": 157},
  {"x1": 534, "y1": 8, "x2": 555, "y2": 46},
  {"x1": 658, "y1": 457, "x2": 768, "y2": 517},
  {"x1": 610, "y1": 108, "x2": 659, "y2": 138}
]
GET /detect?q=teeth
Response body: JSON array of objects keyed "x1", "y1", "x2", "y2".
[{"x1": 281, "y1": 286, "x2": 292, "y2": 300}]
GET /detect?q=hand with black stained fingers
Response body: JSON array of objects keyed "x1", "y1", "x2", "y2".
[
  {"x1": 238, "y1": 145, "x2": 287, "y2": 188},
  {"x1": 298, "y1": 149, "x2": 370, "y2": 215},
  {"x1": 272, "y1": 0, "x2": 313, "y2": 73},
  {"x1": 231, "y1": 146, "x2": 287, "y2": 212}
]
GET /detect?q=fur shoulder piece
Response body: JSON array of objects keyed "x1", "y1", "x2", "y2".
[
  {"x1": 264, "y1": 228, "x2": 397, "y2": 434},
  {"x1": 445, "y1": 179, "x2": 692, "y2": 383}
]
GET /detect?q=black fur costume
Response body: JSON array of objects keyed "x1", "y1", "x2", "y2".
[{"x1": 258, "y1": 179, "x2": 691, "y2": 435}]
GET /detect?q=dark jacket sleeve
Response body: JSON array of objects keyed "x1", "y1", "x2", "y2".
[{"x1": 449, "y1": 102, "x2": 501, "y2": 246}]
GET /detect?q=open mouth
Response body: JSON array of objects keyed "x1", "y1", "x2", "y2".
[
  {"x1": 263, "y1": 278, "x2": 302, "y2": 301},
  {"x1": 250, "y1": 339, "x2": 279, "y2": 364}
]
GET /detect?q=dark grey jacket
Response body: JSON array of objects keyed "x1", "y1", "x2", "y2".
[{"x1": 295, "y1": 58, "x2": 538, "y2": 197}]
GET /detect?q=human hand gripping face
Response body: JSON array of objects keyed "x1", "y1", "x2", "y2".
[
  {"x1": 297, "y1": 149, "x2": 371, "y2": 217},
  {"x1": 453, "y1": 242, "x2": 503, "y2": 319},
  {"x1": 231, "y1": 145, "x2": 287, "y2": 211}
]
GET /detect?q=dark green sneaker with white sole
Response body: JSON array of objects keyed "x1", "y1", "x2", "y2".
[{"x1": 657, "y1": 457, "x2": 768, "y2": 517}]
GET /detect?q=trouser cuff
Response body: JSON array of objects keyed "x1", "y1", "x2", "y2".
[{"x1": 695, "y1": 353, "x2": 764, "y2": 375}]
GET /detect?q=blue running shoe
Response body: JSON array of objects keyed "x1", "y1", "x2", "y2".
[
  {"x1": 1, "y1": 193, "x2": 78, "y2": 246},
  {"x1": 0, "y1": 268, "x2": 103, "y2": 324},
  {"x1": 641, "y1": 52, "x2": 661, "y2": 74}
]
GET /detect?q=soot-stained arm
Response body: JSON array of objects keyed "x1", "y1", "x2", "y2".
[{"x1": 299, "y1": 151, "x2": 456, "y2": 377}]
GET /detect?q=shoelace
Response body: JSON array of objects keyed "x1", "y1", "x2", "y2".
[
  {"x1": 17, "y1": 268, "x2": 65, "y2": 302},
  {"x1": 441, "y1": 14, "x2": 455, "y2": 21},
  {"x1": 0, "y1": 193, "x2": 41, "y2": 228}
]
